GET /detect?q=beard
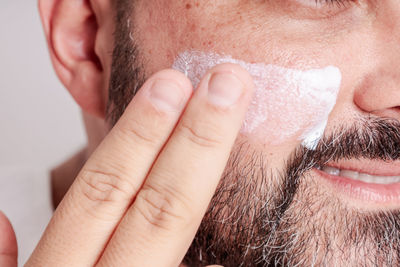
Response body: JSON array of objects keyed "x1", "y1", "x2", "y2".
[
  {"x1": 106, "y1": 13, "x2": 400, "y2": 266},
  {"x1": 183, "y1": 118, "x2": 400, "y2": 266}
]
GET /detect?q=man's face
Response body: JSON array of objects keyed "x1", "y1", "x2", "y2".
[{"x1": 107, "y1": 1, "x2": 400, "y2": 265}]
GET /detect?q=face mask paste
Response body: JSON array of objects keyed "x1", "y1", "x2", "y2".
[{"x1": 172, "y1": 51, "x2": 342, "y2": 149}]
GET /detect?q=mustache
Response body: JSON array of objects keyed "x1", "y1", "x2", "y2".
[
  {"x1": 310, "y1": 116, "x2": 400, "y2": 164},
  {"x1": 277, "y1": 117, "x2": 400, "y2": 223},
  {"x1": 288, "y1": 117, "x2": 400, "y2": 176}
]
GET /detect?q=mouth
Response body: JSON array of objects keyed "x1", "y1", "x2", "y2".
[{"x1": 313, "y1": 159, "x2": 400, "y2": 207}]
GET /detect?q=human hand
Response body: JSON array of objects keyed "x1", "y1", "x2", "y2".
[
  {"x1": 0, "y1": 211, "x2": 18, "y2": 267},
  {"x1": 6, "y1": 63, "x2": 253, "y2": 266}
]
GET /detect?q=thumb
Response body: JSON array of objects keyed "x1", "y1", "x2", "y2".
[{"x1": 0, "y1": 211, "x2": 18, "y2": 267}]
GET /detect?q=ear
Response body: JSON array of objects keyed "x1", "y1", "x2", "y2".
[{"x1": 38, "y1": 0, "x2": 107, "y2": 118}]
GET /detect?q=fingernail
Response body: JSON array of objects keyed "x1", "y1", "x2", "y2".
[
  {"x1": 207, "y1": 72, "x2": 244, "y2": 107},
  {"x1": 149, "y1": 80, "x2": 186, "y2": 111}
]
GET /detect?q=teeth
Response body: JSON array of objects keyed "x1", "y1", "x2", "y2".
[
  {"x1": 322, "y1": 166, "x2": 340, "y2": 176},
  {"x1": 321, "y1": 166, "x2": 400, "y2": 185},
  {"x1": 340, "y1": 170, "x2": 359, "y2": 180}
]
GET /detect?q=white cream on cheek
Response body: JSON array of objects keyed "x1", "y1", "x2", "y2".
[{"x1": 172, "y1": 51, "x2": 342, "y2": 149}]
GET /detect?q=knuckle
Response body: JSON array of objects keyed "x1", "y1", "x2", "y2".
[
  {"x1": 178, "y1": 119, "x2": 223, "y2": 148},
  {"x1": 78, "y1": 168, "x2": 135, "y2": 204},
  {"x1": 119, "y1": 115, "x2": 162, "y2": 147},
  {"x1": 134, "y1": 183, "x2": 191, "y2": 231}
]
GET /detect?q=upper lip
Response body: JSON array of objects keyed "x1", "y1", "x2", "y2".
[{"x1": 326, "y1": 159, "x2": 400, "y2": 177}]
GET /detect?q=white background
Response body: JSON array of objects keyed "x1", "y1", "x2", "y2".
[
  {"x1": 0, "y1": 1, "x2": 86, "y2": 169},
  {"x1": 0, "y1": 1, "x2": 86, "y2": 264}
]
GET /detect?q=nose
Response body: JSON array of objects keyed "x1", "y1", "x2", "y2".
[
  {"x1": 354, "y1": 70, "x2": 400, "y2": 119},
  {"x1": 353, "y1": 5, "x2": 400, "y2": 120}
]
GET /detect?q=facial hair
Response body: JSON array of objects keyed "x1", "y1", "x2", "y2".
[
  {"x1": 107, "y1": 12, "x2": 400, "y2": 266},
  {"x1": 183, "y1": 119, "x2": 400, "y2": 267}
]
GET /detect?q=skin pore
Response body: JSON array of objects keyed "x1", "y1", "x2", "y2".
[
  {"x1": 46, "y1": 0, "x2": 400, "y2": 266},
  {"x1": 104, "y1": 1, "x2": 400, "y2": 266}
]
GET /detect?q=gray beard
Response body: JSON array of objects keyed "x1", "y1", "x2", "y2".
[{"x1": 182, "y1": 119, "x2": 400, "y2": 267}]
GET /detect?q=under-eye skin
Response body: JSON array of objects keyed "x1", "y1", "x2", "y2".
[{"x1": 281, "y1": 0, "x2": 360, "y2": 19}]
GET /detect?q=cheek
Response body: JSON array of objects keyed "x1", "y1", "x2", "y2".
[
  {"x1": 134, "y1": 0, "x2": 370, "y2": 74},
  {"x1": 135, "y1": 1, "x2": 333, "y2": 77},
  {"x1": 134, "y1": 1, "x2": 277, "y2": 74},
  {"x1": 173, "y1": 51, "x2": 342, "y2": 149},
  {"x1": 246, "y1": 66, "x2": 340, "y2": 149},
  {"x1": 133, "y1": 1, "x2": 366, "y2": 149}
]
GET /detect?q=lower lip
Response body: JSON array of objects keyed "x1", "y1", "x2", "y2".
[{"x1": 314, "y1": 168, "x2": 400, "y2": 204}]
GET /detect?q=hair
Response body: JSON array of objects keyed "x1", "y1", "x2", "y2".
[{"x1": 107, "y1": 0, "x2": 144, "y2": 126}]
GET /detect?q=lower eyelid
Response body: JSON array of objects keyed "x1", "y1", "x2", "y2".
[
  {"x1": 293, "y1": 0, "x2": 321, "y2": 8},
  {"x1": 283, "y1": 0, "x2": 356, "y2": 20},
  {"x1": 295, "y1": 0, "x2": 355, "y2": 8}
]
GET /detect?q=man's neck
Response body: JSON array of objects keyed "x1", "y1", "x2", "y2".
[{"x1": 50, "y1": 148, "x2": 88, "y2": 209}]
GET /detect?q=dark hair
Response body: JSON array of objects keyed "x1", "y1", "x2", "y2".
[{"x1": 106, "y1": 0, "x2": 145, "y2": 126}]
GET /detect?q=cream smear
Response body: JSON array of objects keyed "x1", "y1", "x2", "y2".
[{"x1": 172, "y1": 51, "x2": 342, "y2": 149}]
